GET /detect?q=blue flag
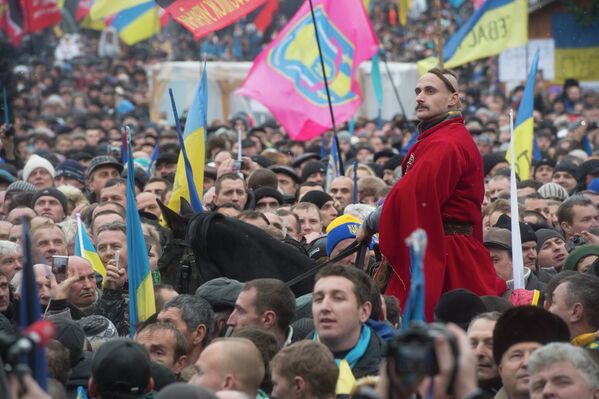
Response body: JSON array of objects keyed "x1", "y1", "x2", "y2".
[
  {"x1": 126, "y1": 135, "x2": 156, "y2": 336},
  {"x1": 20, "y1": 220, "x2": 49, "y2": 390},
  {"x1": 402, "y1": 229, "x2": 427, "y2": 327},
  {"x1": 146, "y1": 141, "x2": 160, "y2": 177}
]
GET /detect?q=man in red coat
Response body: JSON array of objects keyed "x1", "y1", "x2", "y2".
[{"x1": 361, "y1": 68, "x2": 505, "y2": 320}]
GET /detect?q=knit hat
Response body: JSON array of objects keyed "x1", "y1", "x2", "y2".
[
  {"x1": 483, "y1": 228, "x2": 512, "y2": 250},
  {"x1": 22, "y1": 154, "x2": 55, "y2": 182},
  {"x1": 492, "y1": 306, "x2": 569, "y2": 364},
  {"x1": 301, "y1": 190, "x2": 334, "y2": 209},
  {"x1": 87, "y1": 155, "x2": 123, "y2": 177},
  {"x1": 553, "y1": 161, "x2": 578, "y2": 178},
  {"x1": 31, "y1": 188, "x2": 68, "y2": 214},
  {"x1": 325, "y1": 214, "x2": 361, "y2": 256},
  {"x1": 77, "y1": 315, "x2": 118, "y2": 342},
  {"x1": 538, "y1": 182, "x2": 569, "y2": 201},
  {"x1": 482, "y1": 152, "x2": 508, "y2": 177},
  {"x1": 495, "y1": 214, "x2": 537, "y2": 243},
  {"x1": 53, "y1": 318, "x2": 86, "y2": 367},
  {"x1": 301, "y1": 161, "x2": 326, "y2": 182},
  {"x1": 5, "y1": 181, "x2": 36, "y2": 195},
  {"x1": 92, "y1": 339, "x2": 151, "y2": 394},
  {"x1": 0, "y1": 169, "x2": 16, "y2": 184},
  {"x1": 55, "y1": 160, "x2": 85, "y2": 185},
  {"x1": 535, "y1": 228, "x2": 565, "y2": 253},
  {"x1": 253, "y1": 186, "x2": 283, "y2": 205},
  {"x1": 563, "y1": 245, "x2": 599, "y2": 271},
  {"x1": 434, "y1": 289, "x2": 486, "y2": 330},
  {"x1": 195, "y1": 277, "x2": 243, "y2": 311}
]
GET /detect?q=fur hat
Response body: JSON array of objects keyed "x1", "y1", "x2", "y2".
[
  {"x1": 492, "y1": 306, "x2": 570, "y2": 364},
  {"x1": 434, "y1": 289, "x2": 486, "y2": 330},
  {"x1": 22, "y1": 154, "x2": 55, "y2": 182}
]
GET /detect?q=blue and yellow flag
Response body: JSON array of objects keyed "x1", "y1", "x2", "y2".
[
  {"x1": 167, "y1": 65, "x2": 207, "y2": 213},
  {"x1": 111, "y1": 1, "x2": 160, "y2": 45},
  {"x1": 417, "y1": 0, "x2": 527, "y2": 74},
  {"x1": 552, "y1": 13, "x2": 599, "y2": 82},
  {"x1": 507, "y1": 50, "x2": 539, "y2": 180},
  {"x1": 75, "y1": 214, "x2": 106, "y2": 278},
  {"x1": 126, "y1": 135, "x2": 155, "y2": 336},
  {"x1": 90, "y1": 0, "x2": 148, "y2": 19}
]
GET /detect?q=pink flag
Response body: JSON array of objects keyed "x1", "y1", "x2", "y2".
[{"x1": 236, "y1": 0, "x2": 378, "y2": 141}]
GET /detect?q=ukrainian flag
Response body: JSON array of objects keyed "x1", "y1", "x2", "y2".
[
  {"x1": 75, "y1": 214, "x2": 106, "y2": 278},
  {"x1": 552, "y1": 13, "x2": 599, "y2": 82},
  {"x1": 111, "y1": 1, "x2": 160, "y2": 45},
  {"x1": 167, "y1": 65, "x2": 207, "y2": 214},
  {"x1": 507, "y1": 50, "x2": 539, "y2": 180},
  {"x1": 90, "y1": 0, "x2": 149, "y2": 19},
  {"x1": 417, "y1": 0, "x2": 527, "y2": 74},
  {"x1": 126, "y1": 136, "x2": 155, "y2": 336}
]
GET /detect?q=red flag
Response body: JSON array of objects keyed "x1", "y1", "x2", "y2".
[
  {"x1": 75, "y1": 0, "x2": 93, "y2": 21},
  {"x1": 254, "y1": 0, "x2": 277, "y2": 32},
  {"x1": 157, "y1": 0, "x2": 267, "y2": 39},
  {"x1": 6, "y1": 0, "x2": 24, "y2": 46},
  {"x1": 21, "y1": 0, "x2": 62, "y2": 33}
]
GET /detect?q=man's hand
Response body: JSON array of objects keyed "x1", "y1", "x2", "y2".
[
  {"x1": 50, "y1": 268, "x2": 80, "y2": 301},
  {"x1": 9, "y1": 373, "x2": 52, "y2": 399},
  {"x1": 217, "y1": 157, "x2": 235, "y2": 177},
  {"x1": 581, "y1": 230, "x2": 599, "y2": 245},
  {"x1": 103, "y1": 263, "x2": 126, "y2": 290},
  {"x1": 356, "y1": 225, "x2": 372, "y2": 245}
]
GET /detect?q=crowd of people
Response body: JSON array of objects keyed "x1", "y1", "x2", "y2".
[{"x1": 1, "y1": 1, "x2": 599, "y2": 399}]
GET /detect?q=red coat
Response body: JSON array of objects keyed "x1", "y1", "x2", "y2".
[{"x1": 379, "y1": 116, "x2": 505, "y2": 320}]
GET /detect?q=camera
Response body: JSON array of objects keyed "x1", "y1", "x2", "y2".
[
  {"x1": 385, "y1": 322, "x2": 458, "y2": 376},
  {"x1": 51, "y1": 255, "x2": 68, "y2": 275},
  {"x1": 233, "y1": 160, "x2": 246, "y2": 170}
]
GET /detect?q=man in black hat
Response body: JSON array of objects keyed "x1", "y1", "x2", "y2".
[
  {"x1": 88, "y1": 339, "x2": 154, "y2": 399},
  {"x1": 552, "y1": 161, "x2": 578, "y2": 195},
  {"x1": 32, "y1": 187, "x2": 68, "y2": 222},
  {"x1": 492, "y1": 306, "x2": 570, "y2": 399},
  {"x1": 155, "y1": 152, "x2": 178, "y2": 178},
  {"x1": 253, "y1": 187, "x2": 283, "y2": 212},
  {"x1": 55, "y1": 159, "x2": 86, "y2": 190},
  {"x1": 301, "y1": 161, "x2": 326, "y2": 187},
  {"x1": 270, "y1": 165, "x2": 301, "y2": 196}
]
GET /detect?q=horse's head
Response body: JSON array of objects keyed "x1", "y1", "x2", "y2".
[{"x1": 158, "y1": 198, "x2": 195, "y2": 239}]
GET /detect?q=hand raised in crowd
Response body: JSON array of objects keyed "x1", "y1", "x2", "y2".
[
  {"x1": 580, "y1": 230, "x2": 599, "y2": 245},
  {"x1": 49, "y1": 268, "x2": 80, "y2": 301},
  {"x1": 104, "y1": 262, "x2": 126, "y2": 290},
  {"x1": 217, "y1": 157, "x2": 236, "y2": 177}
]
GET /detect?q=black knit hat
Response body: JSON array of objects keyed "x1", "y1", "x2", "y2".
[
  {"x1": 434, "y1": 289, "x2": 486, "y2": 330},
  {"x1": 495, "y1": 214, "x2": 537, "y2": 243},
  {"x1": 483, "y1": 152, "x2": 508, "y2": 177},
  {"x1": 301, "y1": 190, "x2": 334, "y2": 208},
  {"x1": 53, "y1": 318, "x2": 86, "y2": 368},
  {"x1": 253, "y1": 186, "x2": 283, "y2": 205},
  {"x1": 553, "y1": 161, "x2": 578, "y2": 178},
  {"x1": 492, "y1": 306, "x2": 570, "y2": 364},
  {"x1": 301, "y1": 161, "x2": 326, "y2": 182}
]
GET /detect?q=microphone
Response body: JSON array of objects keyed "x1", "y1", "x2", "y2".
[{"x1": 0, "y1": 320, "x2": 56, "y2": 361}]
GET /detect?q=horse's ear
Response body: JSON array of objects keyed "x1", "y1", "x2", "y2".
[
  {"x1": 158, "y1": 200, "x2": 185, "y2": 231},
  {"x1": 180, "y1": 197, "x2": 194, "y2": 217}
]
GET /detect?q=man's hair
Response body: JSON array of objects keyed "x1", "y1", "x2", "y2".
[
  {"x1": 247, "y1": 169, "x2": 278, "y2": 191},
  {"x1": 518, "y1": 180, "x2": 541, "y2": 190},
  {"x1": 560, "y1": 274, "x2": 599, "y2": 330},
  {"x1": 315, "y1": 264, "x2": 372, "y2": 306},
  {"x1": 276, "y1": 209, "x2": 301, "y2": 233},
  {"x1": 91, "y1": 210, "x2": 124, "y2": 234},
  {"x1": 238, "y1": 210, "x2": 269, "y2": 225},
  {"x1": 31, "y1": 220, "x2": 65, "y2": 239},
  {"x1": 270, "y1": 341, "x2": 338, "y2": 398},
  {"x1": 543, "y1": 271, "x2": 577, "y2": 307},
  {"x1": 524, "y1": 192, "x2": 545, "y2": 200},
  {"x1": 94, "y1": 201, "x2": 126, "y2": 218},
  {"x1": 137, "y1": 322, "x2": 189, "y2": 362},
  {"x1": 46, "y1": 340, "x2": 71, "y2": 385},
  {"x1": 103, "y1": 178, "x2": 127, "y2": 189},
  {"x1": 291, "y1": 202, "x2": 320, "y2": 217},
  {"x1": 482, "y1": 199, "x2": 511, "y2": 219},
  {"x1": 243, "y1": 278, "x2": 296, "y2": 333},
  {"x1": 467, "y1": 311, "x2": 501, "y2": 331},
  {"x1": 0, "y1": 240, "x2": 19, "y2": 256},
  {"x1": 215, "y1": 173, "x2": 245, "y2": 195},
  {"x1": 528, "y1": 343, "x2": 599, "y2": 390},
  {"x1": 557, "y1": 195, "x2": 595, "y2": 225},
  {"x1": 163, "y1": 294, "x2": 215, "y2": 344},
  {"x1": 232, "y1": 327, "x2": 279, "y2": 386},
  {"x1": 145, "y1": 177, "x2": 172, "y2": 201},
  {"x1": 358, "y1": 176, "x2": 387, "y2": 199},
  {"x1": 383, "y1": 295, "x2": 401, "y2": 327},
  {"x1": 96, "y1": 221, "x2": 126, "y2": 236},
  {"x1": 154, "y1": 284, "x2": 176, "y2": 311}
]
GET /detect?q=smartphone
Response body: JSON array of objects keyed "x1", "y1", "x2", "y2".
[{"x1": 52, "y1": 255, "x2": 69, "y2": 275}]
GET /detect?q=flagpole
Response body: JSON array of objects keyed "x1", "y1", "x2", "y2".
[
  {"x1": 76, "y1": 213, "x2": 85, "y2": 256},
  {"x1": 435, "y1": 0, "x2": 444, "y2": 68},
  {"x1": 508, "y1": 108, "x2": 524, "y2": 289},
  {"x1": 308, "y1": 0, "x2": 344, "y2": 175}
]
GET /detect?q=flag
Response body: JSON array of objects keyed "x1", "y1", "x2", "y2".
[
  {"x1": 76, "y1": 0, "x2": 94, "y2": 21},
  {"x1": 166, "y1": 65, "x2": 206, "y2": 214},
  {"x1": 156, "y1": 0, "x2": 267, "y2": 39},
  {"x1": 324, "y1": 135, "x2": 341, "y2": 192},
  {"x1": 507, "y1": 50, "x2": 539, "y2": 181},
  {"x1": 75, "y1": 214, "x2": 106, "y2": 278},
  {"x1": 237, "y1": 0, "x2": 378, "y2": 141},
  {"x1": 19, "y1": 220, "x2": 49, "y2": 390},
  {"x1": 417, "y1": 0, "x2": 527, "y2": 74},
  {"x1": 254, "y1": 0, "x2": 278, "y2": 32},
  {"x1": 397, "y1": 0, "x2": 411, "y2": 26},
  {"x1": 5, "y1": 0, "x2": 24, "y2": 46},
  {"x1": 111, "y1": 1, "x2": 160, "y2": 45},
  {"x1": 21, "y1": 0, "x2": 62, "y2": 33},
  {"x1": 89, "y1": 0, "x2": 148, "y2": 19},
  {"x1": 146, "y1": 141, "x2": 160, "y2": 177},
  {"x1": 126, "y1": 134, "x2": 155, "y2": 336},
  {"x1": 371, "y1": 53, "x2": 383, "y2": 128},
  {"x1": 552, "y1": 13, "x2": 599, "y2": 82}
]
